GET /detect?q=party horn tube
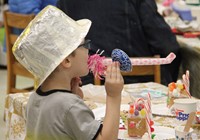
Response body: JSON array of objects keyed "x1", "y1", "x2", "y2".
[
  {"x1": 88, "y1": 49, "x2": 176, "y2": 78},
  {"x1": 102, "y1": 52, "x2": 176, "y2": 66}
]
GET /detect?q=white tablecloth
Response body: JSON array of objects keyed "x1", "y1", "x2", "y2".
[{"x1": 4, "y1": 82, "x2": 200, "y2": 140}]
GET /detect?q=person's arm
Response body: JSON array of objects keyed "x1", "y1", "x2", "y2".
[
  {"x1": 138, "y1": 0, "x2": 180, "y2": 56},
  {"x1": 137, "y1": 0, "x2": 182, "y2": 83},
  {"x1": 29, "y1": 0, "x2": 42, "y2": 14},
  {"x1": 8, "y1": 0, "x2": 42, "y2": 14},
  {"x1": 96, "y1": 62, "x2": 124, "y2": 140}
]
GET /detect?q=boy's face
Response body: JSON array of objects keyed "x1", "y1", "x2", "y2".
[{"x1": 71, "y1": 40, "x2": 90, "y2": 77}]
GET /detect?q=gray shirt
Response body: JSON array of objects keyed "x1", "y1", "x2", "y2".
[{"x1": 25, "y1": 88, "x2": 102, "y2": 140}]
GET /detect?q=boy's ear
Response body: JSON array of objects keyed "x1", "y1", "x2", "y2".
[{"x1": 61, "y1": 57, "x2": 71, "y2": 68}]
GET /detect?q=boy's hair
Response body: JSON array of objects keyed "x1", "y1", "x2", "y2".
[{"x1": 12, "y1": 5, "x2": 91, "y2": 88}]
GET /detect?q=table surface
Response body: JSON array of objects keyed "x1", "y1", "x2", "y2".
[
  {"x1": 4, "y1": 82, "x2": 200, "y2": 140},
  {"x1": 176, "y1": 36, "x2": 200, "y2": 51},
  {"x1": 176, "y1": 35, "x2": 200, "y2": 99}
]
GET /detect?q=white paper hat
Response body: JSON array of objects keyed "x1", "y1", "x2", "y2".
[{"x1": 13, "y1": 5, "x2": 91, "y2": 88}]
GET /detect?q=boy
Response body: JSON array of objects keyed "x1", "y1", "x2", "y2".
[{"x1": 13, "y1": 6, "x2": 124, "y2": 140}]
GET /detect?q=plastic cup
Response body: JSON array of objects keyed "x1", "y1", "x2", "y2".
[
  {"x1": 175, "y1": 126, "x2": 193, "y2": 140},
  {"x1": 173, "y1": 99, "x2": 197, "y2": 125}
]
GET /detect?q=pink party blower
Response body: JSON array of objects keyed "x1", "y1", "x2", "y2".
[{"x1": 88, "y1": 49, "x2": 176, "y2": 79}]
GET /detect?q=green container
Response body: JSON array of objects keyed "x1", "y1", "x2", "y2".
[
  {"x1": 186, "y1": 0, "x2": 200, "y2": 5},
  {"x1": 0, "y1": 28, "x2": 5, "y2": 45}
]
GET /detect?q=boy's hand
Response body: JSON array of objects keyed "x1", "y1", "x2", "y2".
[
  {"x1": 71, "y1": 77, "x2": 84, "y2": 99},
  {"x1": 105, "y1": 62, "x2": 124, "y2": 97}
]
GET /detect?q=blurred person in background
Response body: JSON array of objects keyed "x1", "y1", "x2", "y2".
[
  {"x1": 3, "y1": 0, "x2": 57, "y2": 52},
  {"x1": 8, "y1": 0, "x2": 57, "y2": 14},
  {"x1": 57, "y1": 0, "x2": 181, "y2": 86}
]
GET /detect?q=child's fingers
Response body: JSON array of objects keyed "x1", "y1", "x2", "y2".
[
  {"x1": 71, "y1": 77, "x2": 81, "y2": 89},
  {"x1": 116, "y1": 62, "x2": 121, "y2": 80},
  {"x1": 106, "y1": 62, "x2": 123, "y2": 82},
  {"x1": 110, "y1": 62, "x2": 116, "y2": 79},
  {"x1": 79, "y1": 79, "x2": 82, "y2": 86},
  {"x1": 75, "y1": 77, "x2": 82, "y2": 86},
  {"x1": 114, "y1": 62, "x2": 118, "y2": 80},
  {"x1": 106, "y1": 63, "x2": 112, "y2": 80},
  {"x1": 106, "y1": 62, "x2": 119, "y2": 80}
]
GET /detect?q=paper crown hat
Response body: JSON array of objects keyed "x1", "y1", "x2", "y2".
[{"x1": 12, "y1": 5, "x2": 91, "y2": 88}]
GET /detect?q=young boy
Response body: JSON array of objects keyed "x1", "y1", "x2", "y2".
[{"x1": 13, "y1": 6, "x2": 124, "y2": 140}]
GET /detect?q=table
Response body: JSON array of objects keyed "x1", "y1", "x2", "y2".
[
  {"x1": 4, "y1": 82, "x2": 200, "y2": 140},
  {"x1": 176, "y1": 36, "x2": 200, "y2": 99},
  {"x1": 4, "y1": 92, "x2": 31, "y2": 140},
  {"x1": 156, "y1": 1, "x2": 200, "y2": 99}
]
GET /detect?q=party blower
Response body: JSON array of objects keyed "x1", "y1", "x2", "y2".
[{"x1": 88, "y1": 49, "x2": 176, "y2": 79}]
